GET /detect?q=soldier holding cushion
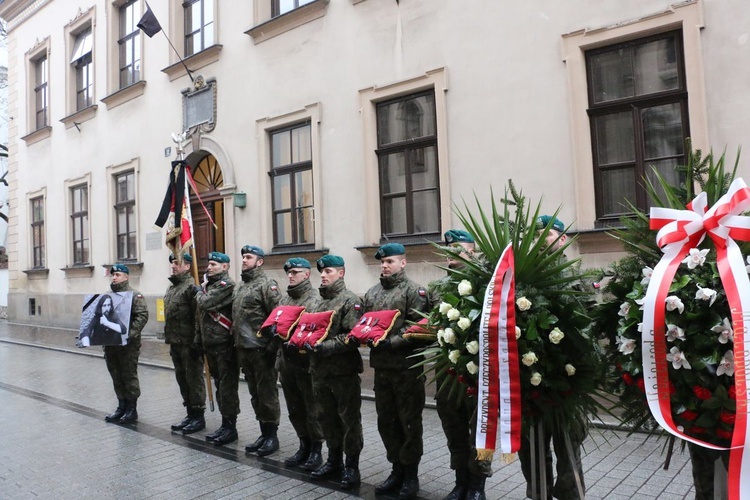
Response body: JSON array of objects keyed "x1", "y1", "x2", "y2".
[{"x1": 364, "y1": 243, "x2": 430, "y2": 500}]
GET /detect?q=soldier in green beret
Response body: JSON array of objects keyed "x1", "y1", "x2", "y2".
[
  {"x1": 195, "y1": 252, "x2": 239, "y2": 446},
  {"x1": 103, "y1": 264, "x2": 149, "y2": 424},
  {"x1": 232, "y1": 245, "x2": 282, "y2": 457},
  {"x1": 278, "y1": 257, "x2": 325, "y2": 470},
  {"x1": 307, "y1": 255, "x2": 364, "y2": 489},
  {"x1": 365, "y1": 243, "x2": 431, "y2": 499},
  {"x1": 429, "y1": 230, "x2": 492, "y2": 500},
  {"x1": 164, "y1": 253, "x2": 206, "y2": 434}
]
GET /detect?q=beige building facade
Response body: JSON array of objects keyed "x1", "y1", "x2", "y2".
[{"x1": 0, "y1": 0, "x2": 748, "y2": 331}]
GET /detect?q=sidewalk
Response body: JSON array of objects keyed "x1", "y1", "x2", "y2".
[{"x1": 0, "y1": 320, "x2": 697, "y2": 499}]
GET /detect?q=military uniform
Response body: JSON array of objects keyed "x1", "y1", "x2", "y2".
[
  {"x1": 309, "y1": 268, "x2": 364, "y2": 488},
  {"x1": 103, "y1": 279, "x2": 149, "y2": 423},
  {"x1": 278, "y1": 276, "x2": 325, "y2": 467},
  {"x1": 687, "y1": 442, "x2": 730, "y2": 500},
  {"x1": 232, "y1": 265, "x2": 282, "y2": 455},
  {"x1": 195, "y1": 269, "x2": 238, "y2": 445},
  {"x1": 365, "y1": 255, "x2": 430, "y2": 498},
  {"x1": 164, "y1": 266, "x2": 206, "y2": 433}
]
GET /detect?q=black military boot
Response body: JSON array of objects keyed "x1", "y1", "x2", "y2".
[
  {"x1": 374, "y1": 463, "x2": 403, "y2": 494},
  {"x1": 213, "y1": 416, "x2": 238, "y2": 446},
  {"x1": 256, "y1": 423, "x2": 279, "y2": 457},
  {"x1": 119, "y1": 399, "x2": 138, "y2": 424},
  {"x1": 171, "y1": 409, "x2": 192, "y2": 432},
  {"x1": 206, "y1": 417, "x2": 228, "y2": 442},
  {"x1": 464, "y1": 473, "x2": 487, "y2": 500},
  {"x1": 182, "y1": 408, "x2": 206, "y2": 435},
  {"x1": 310, "y1": 447, "x2": 343, "y2": 480},
  {"x1": 340, "y1": 453, "x2": 361, "y2": 490},
  {"x1": 300, "y1": 441, "x2": 323, "y2": 471},
  {"x1": 444, "y1": 467, "x2": 469, "y2": 500},
  {"x1": 398, "y1": 464, "x2": 419, "y2": 500},
  {"x1": 284, "y1": 437, "x2": 311, "y2": 467},
  {"x1": 245, "y1": 423, "x2": 267, "y2": 453},
  {"x1": 105, "y1": 399, "x2": 126, "y2": 422}
]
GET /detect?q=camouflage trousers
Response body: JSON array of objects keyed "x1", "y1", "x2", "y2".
[
  {"x1": 237, "y1": 347, "x2": 280, "y2": 425},
  {"x1": 279, "y1": 355, "x2": 324, "y2": 441},
  {"x1": 374, "y1": 368, "x2": 425, "y2": 467},
  {"x1": 687, "y1": 442, "x2": 729, "y2": 500},
  {"x1": 435, "y1": 379, "x2": 492, "y2": 477},
  {"x1": 518, "y1": 417, "x2": 587, "y2": 500},
  {"x1": 312, "y1": 373, "x2": 363, "y2": 457},
  {"x1": 103, "y1": 339, "x2": 141, "y2": 400},
  {"x1": 169, "y1": 344, "x2": 206, "y2": 410},
  {"x1": 205, "y1": 343, "x2": 240, "y2": 418}
]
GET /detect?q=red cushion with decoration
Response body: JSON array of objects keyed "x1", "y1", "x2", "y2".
[
  {"x1": 288, "y1": 310, "x2": 336, "y2": 349},
  {"x1": 346, "y1": 310, "x2": 401, "y2": 346},
  {"x1": 260, "y1": 305, "x2": 306, "y2": 340}
]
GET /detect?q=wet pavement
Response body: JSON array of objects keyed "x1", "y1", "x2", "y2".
[{"x1": 0, "y1": 321, "x2": 697, "y2": 499}]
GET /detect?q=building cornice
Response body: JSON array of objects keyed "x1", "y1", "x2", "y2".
[{"x1": 0, "y1": 0, "x2": 52, "y2": 31}]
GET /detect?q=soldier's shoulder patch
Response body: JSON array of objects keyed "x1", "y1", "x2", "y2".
[
  {"x1": 136, "y1": 293, "x2": 144, "y2": 299},
  {"x1": 220, "y1": 281, "x2": 227, "y2": 287},
  {"x1": 418, "y1": 288, "x2": 427, "y2": 297},
  {"x1": 354, "y1": 303, "x2": 362, "y2": 311},
  {"x1": 270, "y1": 285, "x2": 278, "y2": 292}
]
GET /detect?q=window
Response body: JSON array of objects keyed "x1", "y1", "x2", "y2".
[
  {"x1": 33, "y1": 56, "x2": 48, "y2": 129},
  {"x1": 273, "y1": 0, "x2": 315, "y2": 18},
  {"x1": 375, "y1": 91, "x2": 440, "y2": 238},
  {"x1": 184, "y1": 0, "x2": 214, "y2": 56},
  {"x1": 269, "y1": 123, "x2": 314, "y2": 247},
  {"x1": 71, "y1": 185, "x2": 89, "y2": 265},
  {"x1": 31, "y1": 197, "x2": 45, "y2": 268},
  {"x1": 114, "y1": 171, "x2": 136, "y2": 260},
  {"x1": 71, "y1": 28, "x2": 94, "y2": 111},
  {"x1": 586, "y1": 30, "x2": 688, "y2": 222},
  {"x1": 118, "y1": 0, "x2": 141, "y2": 88}
]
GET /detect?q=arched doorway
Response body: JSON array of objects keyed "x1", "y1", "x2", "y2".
[{"x1": 188, "y1": 152, "x2": 225, "y2": 272}]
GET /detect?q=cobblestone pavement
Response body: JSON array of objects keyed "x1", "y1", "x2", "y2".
[{"x1": 0, "y1": 321, "x2": 697, "y2": 499}]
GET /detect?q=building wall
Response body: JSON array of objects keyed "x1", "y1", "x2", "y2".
[{"x1": 1, "y1": 0, "x2": 749, "y2": 332}]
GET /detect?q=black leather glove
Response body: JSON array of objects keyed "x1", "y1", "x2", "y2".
[
  {"x1": 302, "y1": 342, "x2": 315, "y2": 353},
  {"x1": 192, "y1": 284, "x2": 203, "y2": 295},
  {"x1": 367, "y1": 337, "x2": 391, "y2": 349}
]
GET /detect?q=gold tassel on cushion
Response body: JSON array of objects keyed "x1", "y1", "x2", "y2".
[
  {"x1": 500, "y1": 453, "x2": 517, "y2": 464},
  {"x1": 476, "y1": 448, "x2": 494, "y2": 462}
]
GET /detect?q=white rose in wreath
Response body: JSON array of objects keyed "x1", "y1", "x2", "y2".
[
  {"x1": 458, "y1": 280, "x2": 473, "y2": 296},
  {"x1": 530, "y1": 372, "x2": 542, "y2": 386},
  {"x1": 457, "y1": 317, "x2": 472, "y2": 331},
  {"x1": 466, "y1": 340, "x2": 479, "y2": 355},
  {"x1": 447, "y1": 308, "x2": 461, "y2": 321},
  {"x1": 439, "y1": 302, "x2": 453, "y2": 315},
  {"x1": 448, "y1": 349, "x2": 461, "y2": 364},
  {"x1": 466, "y1": 361, "x2": 478, "y2": 375},
  {"x1": 516, "y1": 297, "x2": 532, "y2": 311},
  {"x1": 521, "y1": 352, "x2": 538, "y2": 366},
  {"x1": 443, "y1": 328, "x2": 457, "y2": 345},
  {"x1": 548, "y1": 327, "x2": 565, "y2": 344},
  {"x1": 565, "y1": 364, "x2": 576, "y2": 376}
]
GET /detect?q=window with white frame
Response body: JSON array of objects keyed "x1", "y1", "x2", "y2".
[
  {"x1": 184, "y1": 0, "x2": 214, "y2": 56},
  {"x1": 71, "y1": 185, "x2": 90, "y2": 265},
  {"x1": 33, "y1": 56, "x2": 48, "y2": 129},
  {"x1": 114, "y1": 171, "x2": 137, "y2": 260},
  {"x1": 71, "y1": 28, "x2": 94, "y2": 111},
  {"x1": 118, "y1": 0, "x2": 141, "y2": 88},
  {"x1": 30, "y1": 197, "x2": 45, "y2": 268},
  {"x1": 273, "y1": 0, "x2": 315, "y2": 18},
  {"x1": 269, "y1": 122, "x2": 315, "y2": 247}
]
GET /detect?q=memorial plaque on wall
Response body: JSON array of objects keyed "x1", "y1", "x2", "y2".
[{"x1": 182, "y1": 77, "x2": 217, "y2": 132}]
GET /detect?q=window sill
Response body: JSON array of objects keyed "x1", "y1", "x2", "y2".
[
  {"x1": 355, "y1": 236, "x2": 443, "y2": 262},
  {"x1": 263, "y1": 247, "x2": 329, "y2": 269},
  {"x1": 162, "y1": 45, "x2": 222, "y2": 82},
  {"x1": 246, "y1": 0, "x2": 329, "y2": 45},
  {"x1": 101, "y1": 81, "x2": 147, "y2": 110},
  {"x1": 21, "y1": 126, "x2": 52, "y2": 146},
  {"x1": 61, "y1": 265, "x2": 94, "y2": 277},
  {"x1": 102, "y1": 261, "x2": 143, "y2": 277},
  {"x1": 22, "y1": 268, "x2": 49, "y2": 279},
  {"x1": 60, "y1": 105, "x2": 98, "y2": 130},
  {"x1": 351, "y1": 0, "x2": 367, "y2": 4}
]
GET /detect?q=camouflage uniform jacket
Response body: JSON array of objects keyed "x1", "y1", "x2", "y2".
[
  {"x1": 110, "y1": 281, "x2": 149, "y2": 343},
  {"x1": 280, "y1": 279, "x2": 320, "y2": 367},
  {"x1": 195, "y1": 271, "x2": 235, "y2": 347},
  {"x1": 427, "y1": 273, "x2": 452, "y2": 310},
  {"x1": 311, "y1": 278, "x2": 363, "y2": 378},
  {"x1": 364, "y1": 270, "x2": 430, "y2": 371},
  {"x1": 163, "y1": 271, "x2": 197, "y2": 345},
  {"x1": 232, "y1": 267, "x2": 281, "y2": 349}
]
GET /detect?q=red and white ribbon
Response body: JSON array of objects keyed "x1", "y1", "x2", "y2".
[
  {"x1": 643, "y1": 178, "x2": 750, "y2": 499},
  {"x1": 476, "y1": 244, "x2": 521, "y2": 458}
]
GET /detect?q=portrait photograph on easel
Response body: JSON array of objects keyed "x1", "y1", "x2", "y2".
[{"x1": 77, "y1": 292, "x2": 133, "y2": 347}]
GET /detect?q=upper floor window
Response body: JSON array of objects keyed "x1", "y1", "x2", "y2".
[
  {"x1": 34, "y1": 56, "x2": 48, "y2": 129},
  {"x1": 71, "y1": 185, "x2": 90, "y2": 265},
  {"x1": 269, "y1": 123, "x2": 314, "y2": 248},
  {"x1": 273, "y1": 0, "x2": 315, "y2": 18},
  {"x1": 376, "y1": 91, "x2": 441, "y2": 238},
  {"x1": 184, "y1": 0, "x2": 214, "y2": 56},
  {"x1": 31, "y1": 197, "x2": 45, "y2": 268},
  {"x1": 114, "y1": 171, "x2": 137, "y2": 260},
  {"x1": 586, "y1": 30, "x2": 688, "y2": 223},
  {"x1": 71, "y1": 28, "x2": 94, "y2": 110},
  {"x1": 118, "y1": 0, "x2": 141, "y2": 88}
]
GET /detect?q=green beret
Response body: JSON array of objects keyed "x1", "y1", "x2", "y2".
[
  {"x1": 374, "y1": 243, "x2": 406, "y2": 260},
  {"x1": 536, "y1": 215, "x2": 565, "y2": 233},
  {"x1": 207, "y1": 251, "x2": 230, "y2": 263},
  {"x1": 444, "y1": 229, "x2": 474, "y2": 244},
  {"x1": 110, "y1": 264, "x2": 129, "y2": 274},
  {"x1": 169, "y1": 253, "x2": 193, "y2": 263},
  {"x1": 317, "y1": 254, "x2": 345, "y2": 271},
  {"x1": 241, "y1": 245, "x2": 265, "y2": 257},
  {"x1": 284, "y1": 257, "x2": 311, "y2": 272}
]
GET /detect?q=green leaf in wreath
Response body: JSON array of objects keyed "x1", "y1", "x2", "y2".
[
  {"x1": 669, "y1": 274, "x2": 692, "y2": 292},
  {"x1": 694, "y1": 413, "x2": 717, "y2": 428},
  {"x1": 525, "y1": 321, "x2": 539, "y2": 341},
  {"x1": 700, "y1": 397, "x2": 723, "y2": 410}
]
